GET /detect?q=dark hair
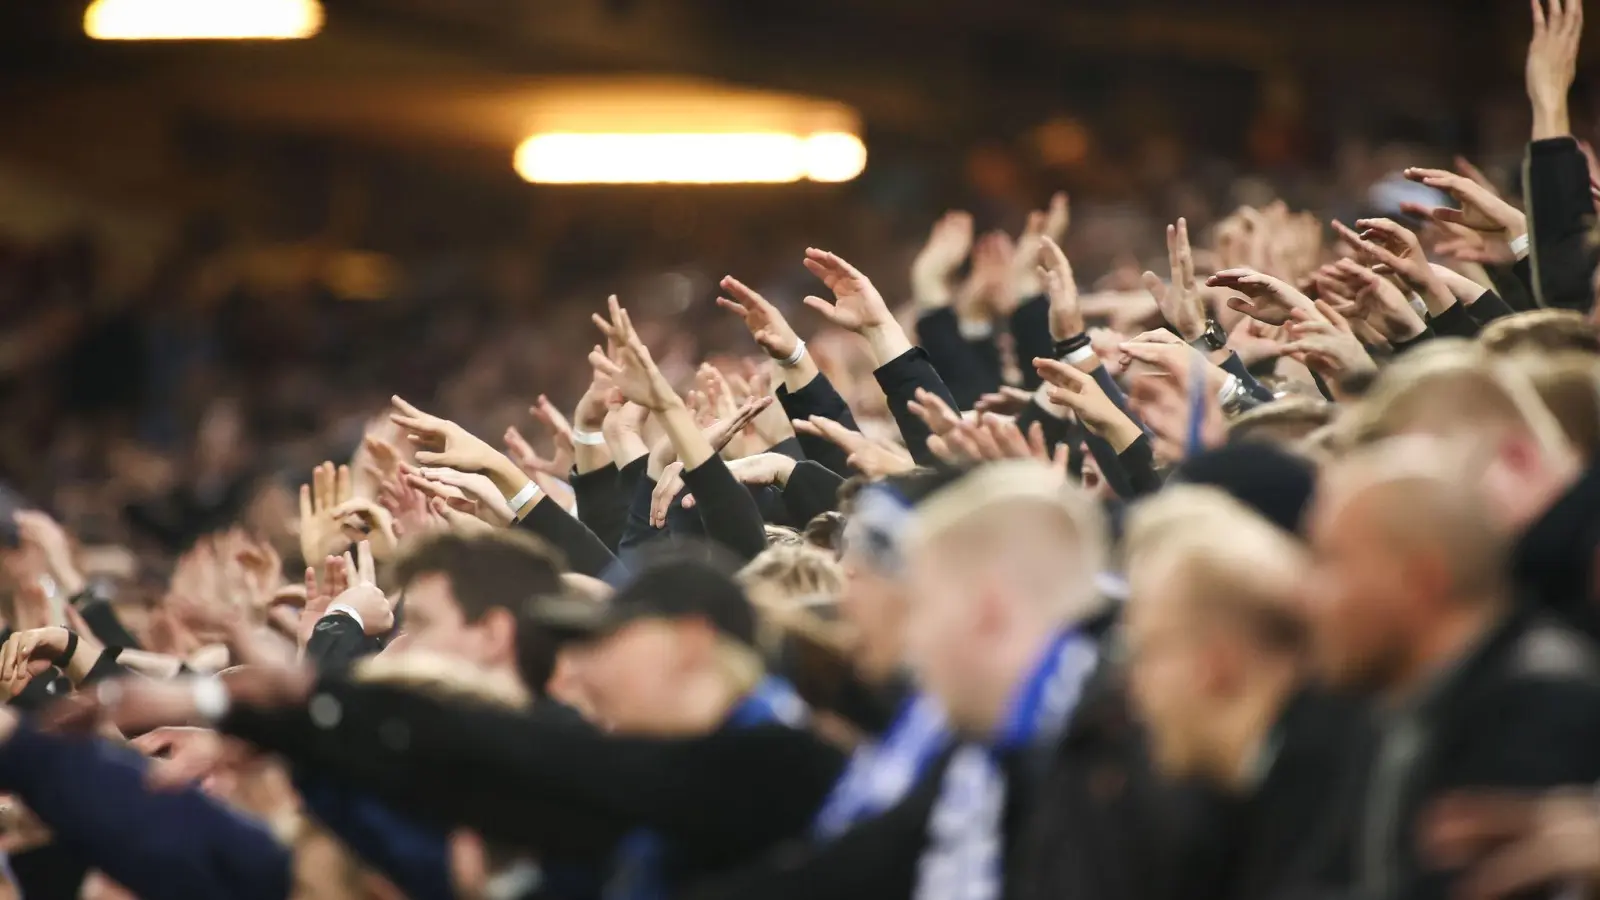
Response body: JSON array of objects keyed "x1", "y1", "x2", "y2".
[{"x1": 392, "y1": 531, "x2": 566, "y2": 625}]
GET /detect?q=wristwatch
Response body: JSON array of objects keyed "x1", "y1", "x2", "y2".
[{"x1": 1188, "y1": 318, "x2": 1228, "y2": 353}]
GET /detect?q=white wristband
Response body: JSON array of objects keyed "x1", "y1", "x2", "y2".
[
  {"x1": 777, "y1": 339, "x2": 807, "y2": 368},
  {"x1": 1407, "y1": 293, "x2": 1429, "y2": 319},
  {"x1": 571, "y1": 429, "x2": 606, "y2": 446},
  {"x1": 505, "y1": 480, "x2": 540, "y2": 513},
  {"x1": 1065, "y1": 345, "x2": 1097, "y2": 365},
  {"x1": 192, "y1": 677, "x2": 231, "y2": 724},
  {"x1": 325, "y1": 603, "x2": 366, "y2": 632},
  {"x1": 1510, "y1": 233, "x2": 1530, "y2": 260}
]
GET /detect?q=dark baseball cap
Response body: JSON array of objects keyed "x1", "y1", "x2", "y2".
[{"x1": 524, "y1": 556, "x2": 757, "y2": 647}]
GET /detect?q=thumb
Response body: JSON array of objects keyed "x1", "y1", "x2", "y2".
[
  {"x1": 1141, "y1": 271, "x2": 1169, "y2": 303},
  {"x1": 801, "y1": 296, "x2": 843, "y2": 322},
  {"x1": 413, "y1": 450, "x2": 445, "y2": 467}
]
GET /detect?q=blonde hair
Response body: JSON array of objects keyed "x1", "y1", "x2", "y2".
[
  {"x1": 1124, "y1": 485, "x2": 1309, "y2": 651},
  {"x1": 739, "y1": 544, "x2": 847, "y2": 657},
  {"x1": 1509, "y1": 352, "x2": 1600, "y2": 461},
  {"x1": 1228, "y1": 397, "x2": 1338, "y2": 447},
  {"x1": 1479, "y1": 309, "x2": 1600, "y2": 356},
  {"x1": 1346, "y1": 342, "x2": 1573, "y2": 462}
]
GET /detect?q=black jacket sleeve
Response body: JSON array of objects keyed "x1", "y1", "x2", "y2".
[
  {"x1": 515, "y1": 498, "x2": 617, "y2": 578},
  {"x1": 71, "y1": 592, "x2": 142, "y2": 651},
  {"x1": 306, "y1": 613, "x2": 380, "y2": 671},
  {"x1": 572, "y1": 464, "x2": 627, "y2": 553},
  {"x1": 1523, "y1": 136, "x2": 1600, "y2": 311},
  {"x1": 1010, "y1": 295, "x2": 1053, "y2": 391},
  {"x1": 1486, "y1": 264, "x2": 1536, "y2": 313},
  {"x1": 777, "y1": 374, "x2": 859, "y2": 478},
  {"x1": 916, "y1": 309, "x2": 1002, "y2": 410},
  {"x1": 1114, "y1": 435, "x2": 1164, "y2": 498},
  {"x1": 220, "y1": 682, "x2": 847, "y2": 864},
  {"x1": 1466, "y1": 289, "x2": 1516, "y2": 327},
  {"x1": 781, "y1": 461, "x2": 846, "y2": 525},
  {"x1": 874, "y1": 348, "x2": 961, "y2": 468},
  {"x1": 682, "y1": 455, "x2": 768, "y2": 562},
  {"x1": 1428, "y1": 303, "x2": 1480, "y2": 339},
  {"x1": 1390, "y1": 325, "x2": 1438, "y2": 355}
]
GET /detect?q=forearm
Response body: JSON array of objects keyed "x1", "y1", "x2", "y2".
[
  {"x1": 861, "y1": 323, "x2": 915, "y2": 369},
  {"x1": 659, "y1": 400, "x2": 715, "y2": 472}
]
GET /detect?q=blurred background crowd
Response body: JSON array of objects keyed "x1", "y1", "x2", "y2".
[{"x1": 0, "y1": 0, "x2": 1570, "y2": 587}]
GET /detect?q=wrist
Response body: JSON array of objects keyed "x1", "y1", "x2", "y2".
[
  {"x1": 485, "y1": 458, "x2": 530, "y2": 499},
  {"x1": 862, "y1": 323, "x2": 912, "y2": 364},
  {"x1": 774, "y1": 457, "x2": 797, "y2": 486}
]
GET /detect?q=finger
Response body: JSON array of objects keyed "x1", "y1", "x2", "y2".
[
  {"x1": 1176, "y1": 218, "x2": 1195, "y2": 285},
  {"x1": 357, "y1": 541, "x2": 376, "y2": 585},
  {"x1": 1459, "y1": 837, "x2": 1564, "y2": 900},
  {"x1": 925, "y1": 435, "x2": 961, "y2": 465},
  {"x1": 1027, "y1": 420, "x2": 1049, "y2": 461},
  {"x1": 304, "y1": 566, "x2": 319, "y2": 604},
  {"x1": 390, "y1": 396, "x2": 426, "y2": 419},
  {"x1": 336, "y1": 465, "x2": 352, "y2": 504},
  {"x1": 791, "y1": 418, "x2": 820, "y2": 436},
  {"x1": 1422, "y1": 793, "x2": 1545, "y2": 863},
  {"x1": 800, "y1": 295, "x2": 843, "y2": 324},
  {"x1": 313, "y1": 463, "x2": 331, "y2": 513},
  {"x1": 1142, "y1": 270, "x2": 1169, "y2": 305},
  {"x1": 298, "y1": 484, "x2": 312, "y2": 524},
  {"x1": 807, "y1": 416, "x2": 865, "y2": 451}
]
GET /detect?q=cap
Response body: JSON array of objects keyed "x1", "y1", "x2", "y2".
[{"x1": 523, "y1": 557, "x2": 757, "y2": 647}]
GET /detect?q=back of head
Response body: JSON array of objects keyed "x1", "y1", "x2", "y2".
[
  {"x1": 1511, "y1": 351, "x2": 1600, "y2": 462},
  {"x1": 1125, "y1": 485, "x2": 1310, "y2": 655},
  {"x1": 1347, "y1": 342, "x2": 1571, "y2": 458},
  {"x1": 740, "y1": 542, "x2": 845, "y2": 607},
  {"x1": 393, "y1": 530, "x2": 565, "y2": 625},
  {"x1": 1479, "y1": 309, "x2": 1600, "y2": 357},
  {"x1": 1227, "y1": 397, "x2": 1337, "y2": 448},
  {"x1": 1171, "y1": 441, "x2": 1318, "y2": 535}
]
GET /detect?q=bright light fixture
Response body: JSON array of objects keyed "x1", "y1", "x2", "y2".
[
  {"x1": 84, "y1": 0, "x2": 323, "y2": 40},
  {"x1": 513, "y1": 131, "x2": 867, "y2": 185}
]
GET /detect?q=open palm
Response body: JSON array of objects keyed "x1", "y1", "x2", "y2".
[{"x1": 802, "y1": 248, "x2": 893, "y2": 333}]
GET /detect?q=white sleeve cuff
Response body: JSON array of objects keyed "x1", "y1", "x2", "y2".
[
  {"x1": 1510, "y1": 233, "x2": 1531, "y2": 261},
  {"x1": 325, "y1": 603, "x2": 365, "y2": 632}
]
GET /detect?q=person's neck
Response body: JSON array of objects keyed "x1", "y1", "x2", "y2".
[
  {"x1": 1212, "y1": 660, "x2": 1300, "y2": 792},
  {"x1": 665, "y1": 668, "x2": 747, "y2": 736},
  {"x1": 967, "y1": 620, "x2": 1064, "y2": 737},
  {"x1": 1385, "y1": 594, "x2": 1505, "y2": 704}
]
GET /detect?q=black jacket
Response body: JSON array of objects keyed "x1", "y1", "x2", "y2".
[
  {"x1": 1512, "y1": 461, "x2": 1600, "y2": 639},
  {"x1": 1343, "y1": 608, "x2": 1600, "y2": 900},
  {"x1": 1523, "y1": 137, "x2": 1599, "y2": 311},
  {"x1": 220, "y1": 681, "x2": 846, "y2": 878}
]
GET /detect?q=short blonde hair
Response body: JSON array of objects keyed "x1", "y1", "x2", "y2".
[
  {"x1": 353, "y1": 650, "x2": 531, "y2": 709},
  {"x1": 1345, "y1": 341, "x2": 1572, "y2": 460},
  {"x1": 1125, "y1": 485, "x2": 1309, "y2": 652},
  {"x1": 1479, "y1": 309, "x2": 1600, "y2": 356},
  {"x1": 1511, "y1": 352, "x2": 1600, "y2": 461}
]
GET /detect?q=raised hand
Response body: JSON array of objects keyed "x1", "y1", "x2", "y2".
[
  {"x1": 327, "y1": 498, "x2": 399, "y2": 561},
  {"x1": 650, "y1": 462, "x2": 687, "y2": 529},
  {"x1": 1013, "y1": 193, "x2": 1070, "y2": 301},
  {"x1": 1284, "y1": 304, "x2": 1379, "y2": 393},
  {"x1": 792, "y1": 416, "x2": 915, "y2": 478},
  {"x1": 504, "y1": 396, "x2": 576, "y2": 480},
  {"x1": 1033, "y1": 358, "x2": 1144, "y2": 451},
  {"x1": 1207, "y1": 268, "x2": 1320, "y2": 326},
  {"x1": 589, "y1": 295, "x2": 680, "y2": 413},
  {"x1": 130, "y1": 726, "x2": 236, "y2": 791},
  {"x1": 1403, "y1": 168, "x2": 1528, "y2": 244},
  {"x1": 1143, "y1": 218, "x2": 1206, "y2": 342},
  {"x1": 416, "y1": 468, "x2": 515, "y2": 527},
  {"x1": 1334, "y1": 218, "x2": 1456, "y2": 315},
  {"x1": 0, "y1": 626, "x2": 69, "y2": 695},
  {"x1": 905, "y1": 387, "x2": 964, "y2": 437},
  {"x1": 725, "y1": 452, "x2": 799, "y2": 488},
  {"x1": 329, "y1": 541, "x2": 392, "y2": 636},
  {"x1": 14, "y1": 510, "x2": 85, "y2": 597},
  {"x1": 1528, "y1": 0, "x2": 1584, "y2": 139},
  {"x1": 1331, "y1": 259, "x2": 1428, "y2": 343},
  {"x1": 1038, "y1": 236, "x2": 1084, "y2": 341},
  {"x1": 390, "y1": 397, "x2": 515, "y2": 486},
  {"x1": 910, "y1": 211, "x2": 975, "y2": 310},
  {"x1": 802, "y1": 249, "x2": 912, "y2": 362},
  {"x1": 298, "y1": 461, "x2": 356, "y2": 566},
  {"x1": 718, "y1": 276, "x2": 803, "y2": 362}
]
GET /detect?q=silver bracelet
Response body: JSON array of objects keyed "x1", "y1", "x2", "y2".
[
  {"x1": 1216, "y1": 374, "x2": 1251, "y2": 416},
  {"x1": 777, "y1": 339, "x2": 807, "y2": 368}
]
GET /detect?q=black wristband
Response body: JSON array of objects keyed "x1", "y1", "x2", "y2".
[
  {"x1": 55, "y1": 630, "x2": 79, "y2": 668},
  {"x1": 1052, "y1": 333, "x2": 1092, "y2": 359}
]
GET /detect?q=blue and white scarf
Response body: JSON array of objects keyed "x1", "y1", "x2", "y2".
[
  {"x1": 913, "y1": 629, "x2": 1099, "y2": 900},
  {"x1": 812, "y1": 692, "x2": 951, "y2": 841},
  {"x1": 605, "y1": 676, "x2": 808, "y2": 900}
]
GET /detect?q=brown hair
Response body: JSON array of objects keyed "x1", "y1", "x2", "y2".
[{"x1": 391, "y1": 530, "x2": 565, "y2": 625}]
